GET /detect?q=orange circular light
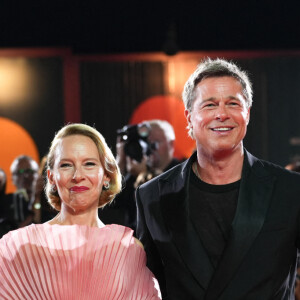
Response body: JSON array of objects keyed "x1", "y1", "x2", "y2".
[
  {"x1": 130, "y1": 95, "x2": 195, "y2": 159},
  {"x1": 0, "y1": 117, "x2": 39, "y2": 193}
]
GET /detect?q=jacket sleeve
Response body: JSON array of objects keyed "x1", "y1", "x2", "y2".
[{"x1": 136, "y1": 186, "x2": 167, "y2": 298}]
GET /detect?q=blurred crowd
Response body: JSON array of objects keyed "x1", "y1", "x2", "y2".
[
  {"x1": 2, "y1": 118, "x2": 300, "y2": 299},
  {"x1": 0, "y1": 119, "x2": 181, "y2": 237},
  {"x1": 0, "y1": 155, "x2": 56, "y2": 237}
]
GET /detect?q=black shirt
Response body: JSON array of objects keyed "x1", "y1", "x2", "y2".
[{"x1": 189, "y1": 169, "x2": 240, "y2": 268}]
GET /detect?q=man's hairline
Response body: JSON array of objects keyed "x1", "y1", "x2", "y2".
[{"x1": 187, "y1": 75, "x2": 252, "y2": 112}]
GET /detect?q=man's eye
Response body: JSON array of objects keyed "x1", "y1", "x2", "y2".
[
  {"x1": 228, "y1": 102, "x2": 239, "y2": 106},
  {"x1": 204, "y1": 103, "x2": 215, "y2": 108}
]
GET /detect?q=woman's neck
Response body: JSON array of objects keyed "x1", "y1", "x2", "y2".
[{"x1": 47, "y1": 206, "x2": 104, "y2": 228}]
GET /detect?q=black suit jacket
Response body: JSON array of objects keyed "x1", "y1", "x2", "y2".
[{"x1": 136, "y1": 150, "x2": 300, "y2": 300}]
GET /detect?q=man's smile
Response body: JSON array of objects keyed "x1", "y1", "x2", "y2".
[{"x1": 211, "y1": 127, "x2": 234, "y2": 132}]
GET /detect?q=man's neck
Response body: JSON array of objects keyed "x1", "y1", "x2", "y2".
[{"x1": 195, "y1": 146, "x2": 244, "y2": 185}]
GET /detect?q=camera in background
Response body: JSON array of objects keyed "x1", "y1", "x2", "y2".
[{"x1": 116, "y1": 122, "x2": 157, "y2": 162}]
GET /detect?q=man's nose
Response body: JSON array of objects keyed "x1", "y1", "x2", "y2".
[{"x1": 215, "y1": 105, "x2": 229, "y2": 121}]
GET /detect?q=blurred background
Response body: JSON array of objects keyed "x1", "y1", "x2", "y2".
[{"x1": 1, "y1": 0, "x2": 300, "y2": 193}]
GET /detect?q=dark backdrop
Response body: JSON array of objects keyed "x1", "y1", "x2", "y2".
[
  {"x1": 1, "y1": 52, "x2": 299, "y2": 168},
  {"x1": 80, "y1": 61, "x2": 166, "y2": 153},
  {"x1": 0, "y1": 57, "x2": 64, "y2": 158},
  {"x1": 79, "y1": 56, "x2": 300, "y2": 167}
]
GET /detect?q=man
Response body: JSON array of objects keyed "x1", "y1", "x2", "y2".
[
  {"x1": 99, "y1": 119, "x2": 179, "y2": 231},
  {"x1": 147, "y1": 119, "x2": 179, "y2": 172},
  {"x1": 4, "y1": 155, "x2": 39, "y2": 229},
  {"x1": 136, "y1": 58, "x2": 300, "y2": 299}
]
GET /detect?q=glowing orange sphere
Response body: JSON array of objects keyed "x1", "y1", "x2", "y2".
[
  {"x1": 0, "y1": 117, "x2": 39, "y2": 193},
  {"x1": 130, "y1": 95, "x2": 195, "y2": 159}
]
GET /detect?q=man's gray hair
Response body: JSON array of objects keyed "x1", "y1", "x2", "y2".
[
  {"x1": 147, "y1": 119, "x2": 175, "y2": 141},
  {"x1": 182, "y1": 58, "x2": 253, "y2": 112},
  {"x1": 10, "y1": 155, "x2": 39, "y2": 174}
]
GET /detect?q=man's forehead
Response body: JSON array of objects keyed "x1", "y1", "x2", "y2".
[
  {"x1": 195, "y1": 76, "x2": 245, "y2": 100},
  {"x1": 16, "y1": 158, "x2": 37, "y2": 170},
  {"x1": 149, "y1": 127, "x2": 166, "y2": 139},
  {"x1": 197, "y1": 76, "x2": 242, "y2": 89}
]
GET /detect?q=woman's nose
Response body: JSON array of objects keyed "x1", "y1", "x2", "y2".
[{"x1": 72, "y1": 168, "x2": 84, "y2": 181}]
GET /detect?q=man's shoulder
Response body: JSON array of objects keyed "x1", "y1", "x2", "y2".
[
  {"x1": 139, "y1": 159, "x2": 187, "y2": 190},
  {"x1": 264, "y1": 159, "x2": 300, "y2": 179},
  {"x1": 247, "y1": 151, "x2": 300, "y2": 181}
]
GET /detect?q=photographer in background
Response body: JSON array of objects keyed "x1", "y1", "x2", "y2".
[
  {"x1": 147, "y1": 120, "x2": 179, "y2": 172},
  {"x1": 99, "y1": 119, "x2": 179, "y2": 231},
  {"x1": 0, "y1": 155, "x2": 39, "y2": 237}
]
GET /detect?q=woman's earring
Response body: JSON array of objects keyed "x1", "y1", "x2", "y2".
[
  {"x1": 51, "y1": 184, "x2": 57, "y2": 193},
  {"x1": 103, "y1": 181, "x2": 110, "y2": 190}
]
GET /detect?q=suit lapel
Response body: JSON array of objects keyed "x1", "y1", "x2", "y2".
[
  {"x1": 205, "y1": 151, "x2": 276, "y2": 299},
  {"x1": 160, "y1": 154, "x2": 214, "y2": 290}
]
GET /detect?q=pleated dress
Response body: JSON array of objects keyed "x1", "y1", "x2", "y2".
[{"x1": 0, "y1": 223, "x2": 161, "y2": 300}]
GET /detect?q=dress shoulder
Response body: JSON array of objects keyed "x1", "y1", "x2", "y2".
[{"x1": 0, "y1": 223, "x2": 161, "y2": 300}]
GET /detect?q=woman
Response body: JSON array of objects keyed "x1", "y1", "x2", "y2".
[{"x1": 0, "y1": 124, "x2": 161, "y2": 300}]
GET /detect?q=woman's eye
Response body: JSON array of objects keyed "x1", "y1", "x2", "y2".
[
  {"x1": 60, "y1": 163, "x2": 71, "y2": 168},
  {"x1": 85, "y1": 162, "x2": 96, "y2": 166}
]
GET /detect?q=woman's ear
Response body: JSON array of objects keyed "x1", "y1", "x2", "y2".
[
  {"x1": 103, "y1": 173, "x2": 110, "y2": 183},
  {"x1": 47, "y1": 169, "x2": 55, "y2": 185}
]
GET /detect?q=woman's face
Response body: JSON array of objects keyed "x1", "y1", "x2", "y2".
[{"x1": 48, "y1": 134, "x2": 110, "y2": 213}]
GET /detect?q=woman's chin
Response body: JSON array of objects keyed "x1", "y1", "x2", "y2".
[{"x1": 69, "y1": 200, "x2": 98, "y2": 213}]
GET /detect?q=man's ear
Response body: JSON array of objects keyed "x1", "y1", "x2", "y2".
[
  {"x1": 11, "y1": 174, "x2": 17, "y2": 186},
  {"x1": 168, "y1": 140, "x2": 175, "y2": 156},
  {"x1": 246, "y1": 107, "x2": 251, "y2": 125},
  {"x1": 184, "y1": 109, "x2": 192, "y2": 128}
]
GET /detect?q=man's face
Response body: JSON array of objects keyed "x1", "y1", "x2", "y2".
[
  {"x1": 185, "y1": 76, "x2": 250, "y2": 157},
  {"x1": 13, "y1": 158, "x2": 38, "y2": 192},
  {"x1": 148, "y1": 126, "x2": 173, "y2": 171}
]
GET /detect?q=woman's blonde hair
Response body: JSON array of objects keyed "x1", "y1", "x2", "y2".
[{"x1": 45, "y1": 123, "x2": 121, "y2": 211}]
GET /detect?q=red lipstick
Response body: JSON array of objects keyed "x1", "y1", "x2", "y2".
[{"x1": 70, "y1": 186, "x2": 89, "y2": 192}]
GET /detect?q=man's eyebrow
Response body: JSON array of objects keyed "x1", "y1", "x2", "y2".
[
  {"x1": 228, "y1": 95, "x2": 241, "y2": 100},
  {"x1": 198, "y1": 95, "x2": 243, "y2": 105},
  {"x1": 201, "y1": 97, "x2": 216, "y2": 102}
]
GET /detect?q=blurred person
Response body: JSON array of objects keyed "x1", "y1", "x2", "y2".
[
  {"x1": 0, "y1": 168, "x2": 6, "y2": 199},
  {"x1": 99, "y1": 120, "x2": 179, "y2": 231},
  {"x1": 285, "y1": 161, "x2": 300, "y2": 173},
  {"x1": 0, "y1": 123, "x2": 161, "y2": 299},
  {"x1": 3, "y1": 155, "x2": 39, "y2": 230},
  {"x1": 136, "y1": 58, "x2": 300, "y2": 299},
  {"x1": 286, "y1": 161, "x2": 300, "y2": 300},
  {"x1": 0, "y1": 168, "x2": 9, "y2": 237},
  {"x1": 147, "y1": 120, "x2": 178, "y2": 172}
]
